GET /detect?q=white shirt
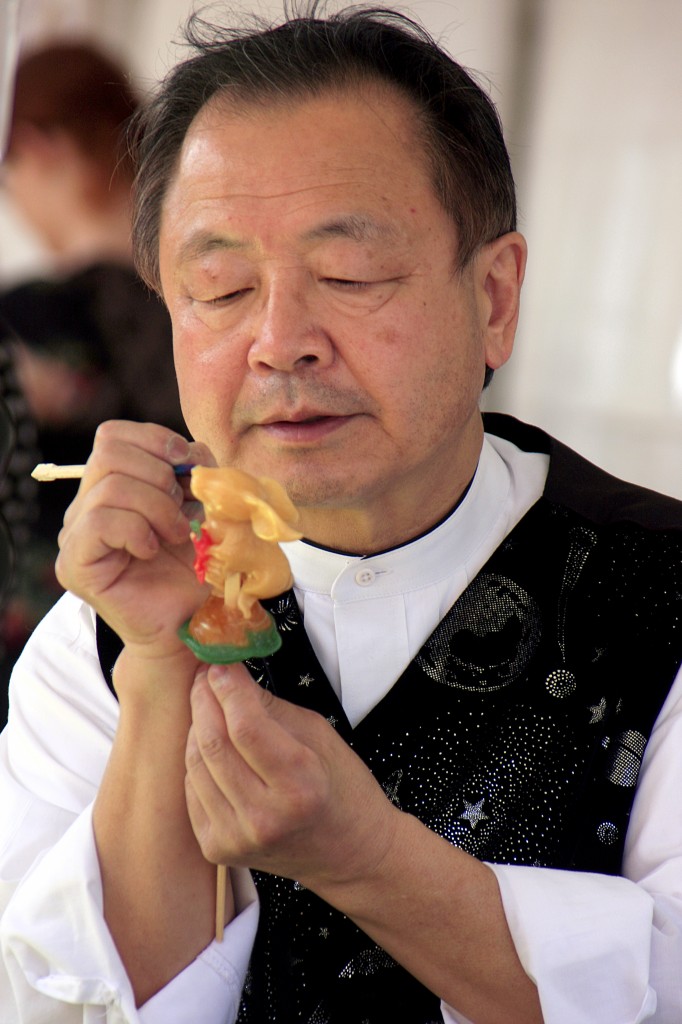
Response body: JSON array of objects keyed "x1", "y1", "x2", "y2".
[{"x1": 1, "y1": 432, "x2": 681, "y2": 1023}]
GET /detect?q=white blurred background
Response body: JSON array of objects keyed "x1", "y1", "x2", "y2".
[{"x1": 2, "y1": 0, "x2": 681, "y2": 498}]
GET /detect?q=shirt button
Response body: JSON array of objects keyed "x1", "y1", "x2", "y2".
[{"x1": 355, "y1": 568, "x2": 376, "y2": 586}]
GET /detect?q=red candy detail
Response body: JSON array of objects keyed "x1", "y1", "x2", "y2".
[{"x1": 191, "y1": 524, "x2": 214, "y2": 583}]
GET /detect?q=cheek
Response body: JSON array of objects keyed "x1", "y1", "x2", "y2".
[
  {"x1": 172, "y1": 320, "x2": 243, "y2": 444},
  {"x1": 379, "y1": 314, "x2": 483, "y2": 433}
]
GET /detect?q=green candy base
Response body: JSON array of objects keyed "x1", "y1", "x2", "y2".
[{"x1": 178, "y1": 613, "x2": 282, "y2": 664}]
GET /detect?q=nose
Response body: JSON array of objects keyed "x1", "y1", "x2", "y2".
[{"x1": 246, "y1": 276, "x2": 334, "y2": 374}]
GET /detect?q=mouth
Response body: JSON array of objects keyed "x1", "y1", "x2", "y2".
[{"x1": 256, "y1": 411, "x2": 355, "y2": 443}]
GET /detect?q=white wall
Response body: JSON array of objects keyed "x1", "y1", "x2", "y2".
[{"x1": 491, "y1": 0, "x2": 682, "y2": 497}]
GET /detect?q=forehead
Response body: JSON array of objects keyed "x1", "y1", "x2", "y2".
[{"x1": 159, "y1": 85, "x2": 445, "y2": 248}]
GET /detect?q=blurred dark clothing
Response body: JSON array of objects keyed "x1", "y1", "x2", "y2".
[
  {"x1": 0, "y1": 263, "x2": 185, "y2": 723},
  {"x1": 0, "y1": 343, "x2": 39, "y2": 728},
  {"x1": 0, "y1": 262, "x2": 184, "y2": 432}
]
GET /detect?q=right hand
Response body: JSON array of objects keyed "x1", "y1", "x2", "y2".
[{"x1": 56, "y1": 420, "x2": 214, "y2": 661}]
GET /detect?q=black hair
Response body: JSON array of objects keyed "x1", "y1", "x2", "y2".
[{"x1": 130, "y1": 0, "x2": 516, "y2": 313}]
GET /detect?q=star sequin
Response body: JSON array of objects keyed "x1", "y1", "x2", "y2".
[
  {"x1": 382, "y1": 769, "x2": 403, "y2": 807},
  {"x1": 298, "y1": 673, "x2": 314, "y2": 687},
  {"x1": 459, "y1": 797, "x2": 489, "y2": 830},
  {"x1": 588, "y1": 697, "x2": 607, "y2": 724}
]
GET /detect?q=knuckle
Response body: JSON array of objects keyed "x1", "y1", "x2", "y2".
[
  {"x1": 258, "y1": 687, "x2": 277, "y2": 712},
  {"x1": 93, "y1": 419, "x2": 122, "y2": 444},
  {"x1": 247, "y1": 807, "x2": 285, "y2": 848},
  {"x1": 284, "y1": 743, "x2": 320, "y2": 782},
  {"x1": 95, "y1": 472, "x2": 126, "y2": 505},
  {"x1": 229, "y1": 715, "x2": 263, "y2": 751},
  {"x1": 196, "y1": 827, "x2": 223, "y2": 865},
  {"x1": 54, "y1": 549, "x2": 70, "y2": 589},
  {"x1": 285, "y1": 781, "x2": 323, "y2": 823},
  {"x1": 201, "y1": 840, "x2": 223, "y2": 865},
  {"x1": 184, "y1": 742, "x2": 203, "y2": 773},
  {"x1": 198, "y1": 729, "x2": 228, "y2": 762}
]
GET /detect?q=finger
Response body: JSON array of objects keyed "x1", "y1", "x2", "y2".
[
  {"x1": 73, "y1": 472, "x2": 190, "y2": 545},
  {"x1": 61, "y1": 503, "x2": 162, "y2": 563},
  {"x1": 177, "y1": 440, "x2": 217, "y2": 515},
  {"x1": 60, "y1": 429, "x2": 190, "y2": 537},
  {"x1": 187, "y1": 666, "x2": 265, "y2": 792},
  {"x1": 56, "y1": 470, "x2": 197, "y2": 601},
  {"x1": 185, "y1": 720, "x2": 239, "y2": 862},
  {"x1": 78, "y1": 427, "x2": 190, "y2": 499},
  {"x1": 56, "y1": 507, "x2": 169, "y2": 597},
  {"x1": 205, "y1": 663, "x2": 320, "y2": 786},
  {"x1": 186, "y1": 669, "x2": 254, "y2": 860},
  {"x1": 187, "y1": 673, "x2": 296, "y2": 867},
  {"x1": 186, "y1": 439, "x2": 216, "y2": 472}
]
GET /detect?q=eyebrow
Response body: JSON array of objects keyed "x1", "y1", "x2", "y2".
[
  {"x1": 177, "y1": 214, "x2": 399, "y2": 265},
  {"x1": 302, "y1": 214, "x2": 400, "y2": 244},
  {"x1": 177, "y1": 231, "x2": 248, "y2": 265}
]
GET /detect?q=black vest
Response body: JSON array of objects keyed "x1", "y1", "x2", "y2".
[{"x1": 96, "y1": 415, "x2": 682, "y2": 1024}]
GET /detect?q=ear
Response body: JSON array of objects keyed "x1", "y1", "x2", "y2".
[{"x1": 473, "y1": 231, "x2": 527, "y2": 372}]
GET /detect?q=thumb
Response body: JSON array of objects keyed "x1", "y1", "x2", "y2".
[{"x1": 206, "y1": 661, "x2": 279, "y2": 716}]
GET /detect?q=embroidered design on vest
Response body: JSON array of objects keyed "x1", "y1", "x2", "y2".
[{"x1": 416, "y1": 572, "x2": 542, "y2": 692}]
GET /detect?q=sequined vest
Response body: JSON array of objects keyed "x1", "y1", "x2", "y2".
[{"x1": 95, "y1": 415, "x2": 682, "y2": 1024}]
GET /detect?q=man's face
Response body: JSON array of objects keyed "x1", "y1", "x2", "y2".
[{"x1": 159, "y1": 85, "x2": 512, "y2": 550}]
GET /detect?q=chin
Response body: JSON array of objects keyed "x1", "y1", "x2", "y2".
[{"x1": 279, "y1": 467, "x2": 362, "y2": 511}]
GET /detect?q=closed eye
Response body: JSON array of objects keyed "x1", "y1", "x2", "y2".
[
  {"x1": 325, "y1": 278, "x2": 374, "y2": 290},
  {"x1": 202, "y1": 288, "x2": 253, "y2": 305}
]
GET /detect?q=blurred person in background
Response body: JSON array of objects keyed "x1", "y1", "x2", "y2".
[
  {"x1": 2, "y1": 42, "x2": 137, "y2": 269},
  {"x1": 0, "y1": 42, "x2": 185, "y2": 713}
]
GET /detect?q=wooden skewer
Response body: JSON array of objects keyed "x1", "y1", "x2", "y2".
[
  {"x1": 216, "y1": 864, "x2": 227, "y2": 941},
  {"x1": 31, "y1": 463, "x2": 86, "y2": 481},
  {"x1": 31, "y1": 461, "x2": 196, "y2": 482}
]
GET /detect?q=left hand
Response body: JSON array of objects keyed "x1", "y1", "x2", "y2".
[{"x1": 185, "y1": 661, "x2": 401, "y2": 890}]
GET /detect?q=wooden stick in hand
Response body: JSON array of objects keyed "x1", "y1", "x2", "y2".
[
  {"x1": 31, "y1": 463, "x2": 86, "y2": 481},
  {"x1": 216, "y1": 864, "x2": 227, "y2": 941}
]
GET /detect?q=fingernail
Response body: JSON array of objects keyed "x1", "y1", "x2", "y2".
[
  {"x1": 194, "y1": 662, "x2": 209, "y2": 683},
  {"x1": 207, "y1": 664, "x2": 230, "y2": 689},
  {"x1": 167, "y1": 434, "x2": 191, "y2": 462}
]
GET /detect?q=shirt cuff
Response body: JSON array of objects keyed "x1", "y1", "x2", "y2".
[
  {"x1": 488, "y1": 862, "x2": 657, "y2": 1024},
  {"x1": 1, "y1": 803, "x2": 140, "y2": 1021},
  {"x1": 440, "y1": 1002, "x2": 474, "y2": 1024},
  {"x1": 139, "y1": 869, "x2": 259, "y2": 1024},
  {"x1": 1, "y1": 802, "x2": 259, "y2": 1024}
]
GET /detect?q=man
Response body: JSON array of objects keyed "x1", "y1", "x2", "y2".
[{"x1": 1, "y1": 7, "x2": 680, "y2": 1024}]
